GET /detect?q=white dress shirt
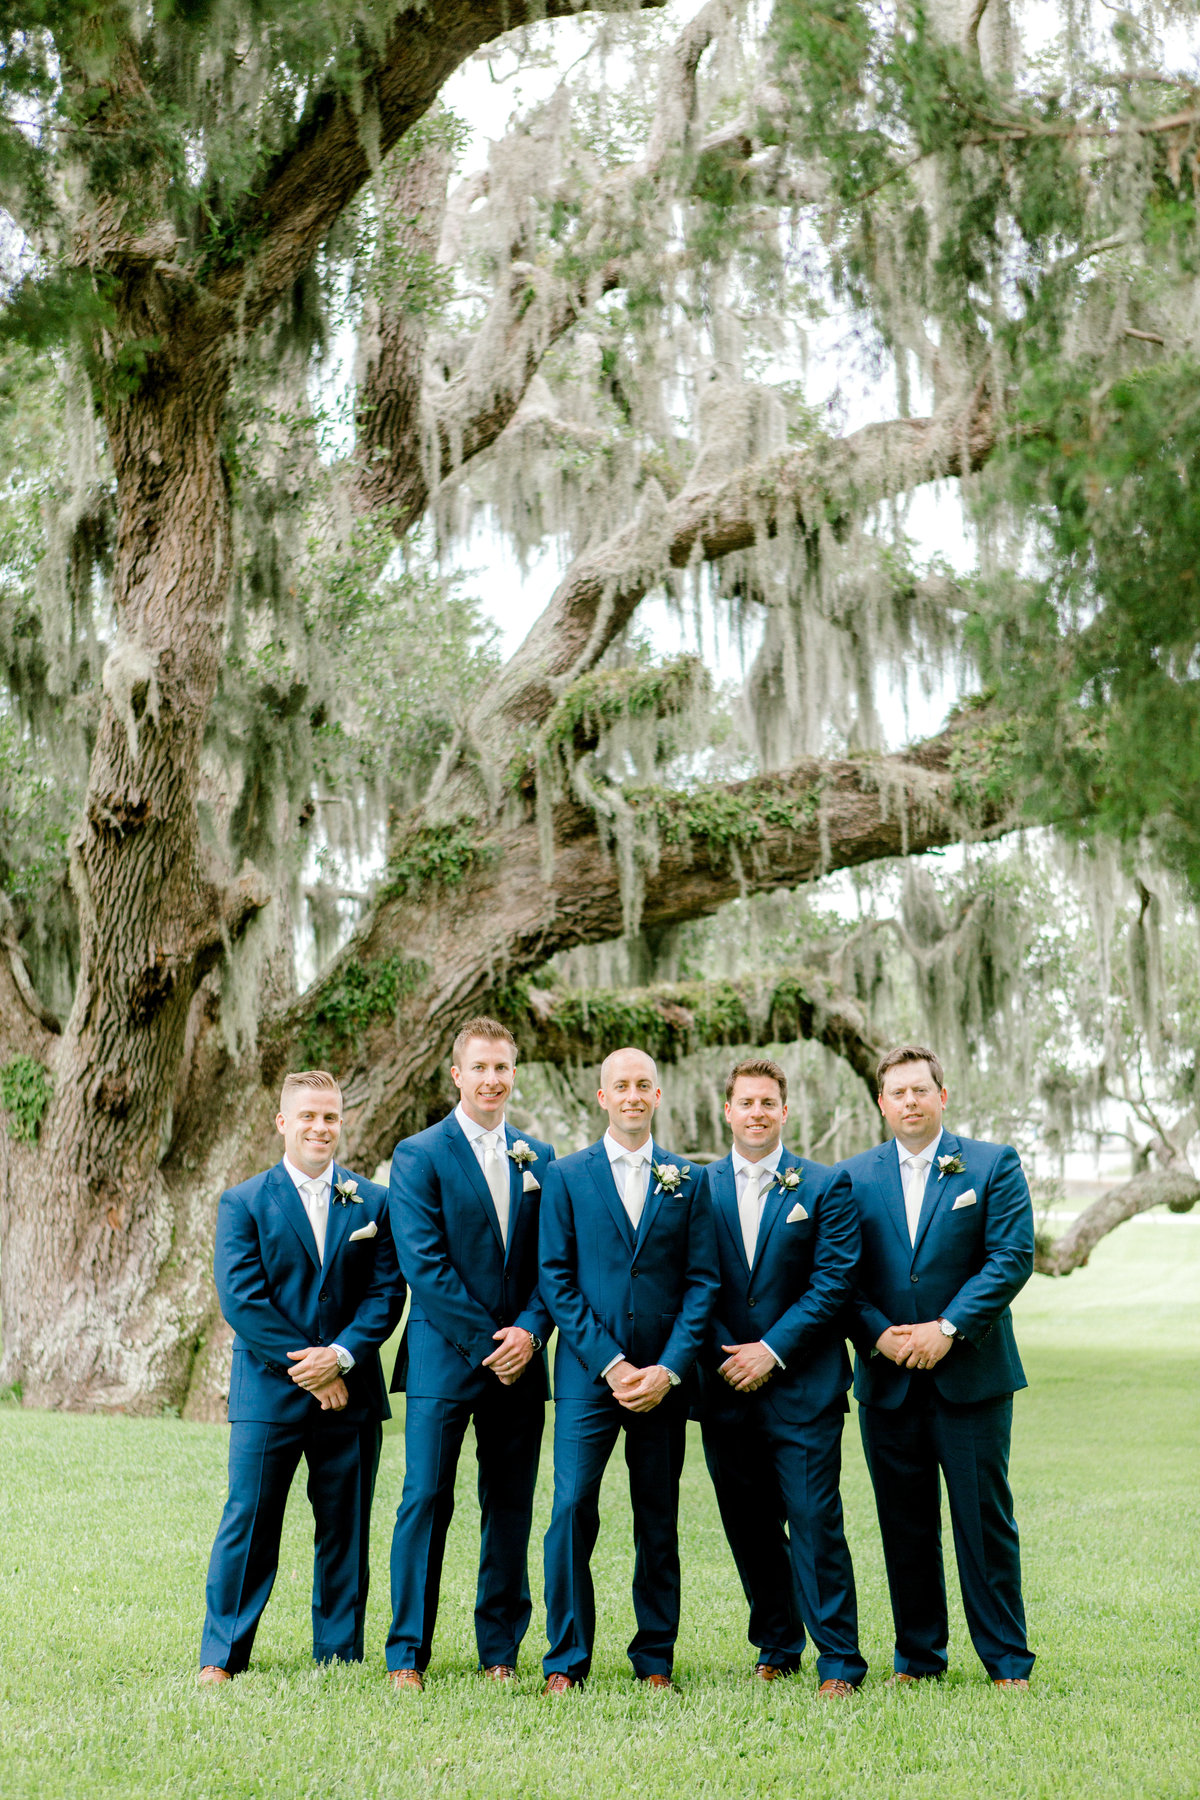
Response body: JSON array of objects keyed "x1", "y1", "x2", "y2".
[
  {"x1": 282, "y1": 1154, "x2": 353, "y2": 1370},
  {"x1": 897, "y1": 1129, "x2": 943, "y2": 1246},
  {"x1": 455, "y1": 1103, "x2": 511, "y2": 1246},
  {"x1": 600, "y1": 1131, "x2": 679, "y2": 1384},
  {"x1": 731, "y1": 1145, "x2": 786, "y2": 1370}
]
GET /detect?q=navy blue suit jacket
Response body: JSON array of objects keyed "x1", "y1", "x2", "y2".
[
  {"x1": 538, "y1": 1138, "x2": 720, "y2": 1400},
  {"x1": 389, "y1": 1113, "x2": 555, "y2": 1401},
  {"x1": 698, "y1": 1148, "x2": 858, "y2": 1425},
  {"x1": 215, "y1": 1161, "x2": 404, "y2": 1424},
  {"x1": 844, "y1": 1131, "x2": 1034, "y2": 1409}
]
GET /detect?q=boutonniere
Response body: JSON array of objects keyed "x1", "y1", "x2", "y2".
[
  {"x1": 508, "y1": 1139, "x2": 537, "y2": 1166},
  {"x1": 651, "y1": 1161, "x2": 691, "y2": 1195},
  {"x1": 332, "y1": 1177, "x2": 363, "y2": 1205},
  {"x1": 774, "y1": 1166, "x2": 803, "y2": 1193},
  {"x1": 936, "y1": 1153, "x2": 966, "y2": 1180}
]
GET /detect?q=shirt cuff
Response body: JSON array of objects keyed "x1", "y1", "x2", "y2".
[
  {"x1": 661, "y1": 1366, "x2": 680, "y2": 1386},
  {"x1": 332, "y1": 1343, "x2": 355, "y2": 1373},
  {"x1": 761, "y1": 1340, "x2": 785, "y2": 1370},
  {"x1": 601, "y1": 1355, "x2": 625, "y2": 1379}
]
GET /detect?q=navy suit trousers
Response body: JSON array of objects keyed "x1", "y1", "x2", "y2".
[
  {"x1": 701, "y1": 1399, "x2": 865, "y2": 1683},
  {"x1": 859, "y1": 1379, "x2": 1034, "y2": 1680},
  {"x1": 542, "y1": 1391, "x2": 688, "y2": 1681},
  {"x1": 386, "y1": 1380, "x2": 545, "y2": 1671},
  {"x1": 201, "y1": 1415, "x2": 382, "y2": 1672}
]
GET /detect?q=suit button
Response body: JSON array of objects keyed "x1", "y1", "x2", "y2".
[
  {"x1": 319, "y1": 1289, "x2": 329, "y2": 1301},
  {"x1": 631, "y1": 1269, "x2": 639, "y2": 1278},
  {"x1": 627, "y1": 1311, "x2": 634, "y2": 1321},
  {"x1": 748, "y1": 1298, "x2": 756, "y2": 1308},
  {"x1": 910, "y1": 1275, "x2": 919, "y2": 1284}
]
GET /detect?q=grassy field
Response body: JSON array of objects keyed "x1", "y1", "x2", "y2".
[{"x1": 1, "y1": 1212, "x2": 1198, "y2": 1800}]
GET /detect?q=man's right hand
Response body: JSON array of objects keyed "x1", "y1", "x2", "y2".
[
  {"x1": 875, "y1": 1325, "x2": 914, "y2": 1364},
  {"x1": 604, "y1": 1359, "x2": 639, "y2": 1395}
]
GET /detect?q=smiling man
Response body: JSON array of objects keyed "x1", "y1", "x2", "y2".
[
  {"x1": 199, "y1": 1071, "x2": 403, "y2": 1682},
  {"x1": 537, "y1": 1047, "x2": 719, "y2": 1693},
  {"x1": 842, "y1": 1045, "x2": 1036, "y2": 1690},
  {"x1": 697, "y1": 1058, "x2": 865, "y2": 1695},
  {"x1": 385, "y1": 1017, "x2": 554, "y2": 1689}
]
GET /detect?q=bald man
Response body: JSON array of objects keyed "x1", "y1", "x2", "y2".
[{"x1": 537, "y1": 1049, "x2": 719, "y2": 1692}]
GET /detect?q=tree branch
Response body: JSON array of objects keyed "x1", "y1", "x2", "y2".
[{"x1": 1036, "y1": 1166, "x2": 1199, "y2": 1275}]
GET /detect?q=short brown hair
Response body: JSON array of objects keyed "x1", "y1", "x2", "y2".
[
  {"x1": 279, "y1": 1070, "x2": 341, "y2": 1110},
  {"x1": 875, "y1": 1044, "x2": 945, "y2": 1095},
  {"x1": 725, "y1": 1057, "x2": 788, "y2": 1105},
  {"x1": 452, "y1": 1016, "x2": 518, "y2": 1066}
]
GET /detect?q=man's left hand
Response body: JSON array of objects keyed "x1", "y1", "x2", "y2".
[
  {"x1": 616, "y1": 1364, "x2": 672, "y2": 1413},
  {"x1": 898, "y1": 1321, "x2": 954, "y2": 1370},
  {"x1": 719, "y1": 1342, "x2": 777, "y2": 1392},
  {"x1": 483, "y1": 1326, "x2": 535, "y2": 1386},
  {"x1": 287, "y1": 1346, "x2": 341, "y2": 1391}
]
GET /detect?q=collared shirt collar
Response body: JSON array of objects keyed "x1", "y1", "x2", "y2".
[
  {"x1": 283, "y1": 1152, "x2": 333, "y2": 1194},
  {"x1": 455, "y1": 1102, "x2": 506, "y2": 1145},
  {"x1": 732, "y1": 1143, "x2": 784, "y2": 1183},
  {"x1": 604, "y1": 1129, "x2": 653, "y2": 1166},
  {"x1": 896, "y1": 1127, "x2": 943, "y2": 1172}
]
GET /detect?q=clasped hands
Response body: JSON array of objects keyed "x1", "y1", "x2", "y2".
[
  {"x1": 605, "y1": 1359, "x2": 672, "y2": 1413},
  {"x1": 719, "y1": 1342, "x2": 777, "y2": 1393},
  {"x1": 483, "y1": 1325, "x2": 536, "y2": 1386},
  {"x1": 875, "y1": 1321, "x2": 953, "y2": 1370},
  {"x1": 287, "y1": 1346, "x2": 348, "y2": 1410}
]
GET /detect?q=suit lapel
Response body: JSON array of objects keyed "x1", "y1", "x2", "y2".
[
  {"x1": 322, "y1": 1163, "x2": 355, "y2": 1266},
  {"x1": 876, "y1": 1141, "x2": 912, "y2": 1258},
  {"x1": 587, "y1": 1142, "x2": 635, "y2": 1253},
  {"x1": 502, "y1": 1126, "x2": 526, "y2": 1266},
  {"x1": 912, "y1": 1133, "x2": 958, "y2": 1256},
  {"x1": 267, "y1": 1161, "x2": 321, "y2": 1271},
  {"x1": 711, "y1": 1156, "x2": 749, "y2": 1278},
  {"x1": 633, "y1": 1142, "x2": 677, "y2": 1260},
  {"x1": 445, "y1": 1116, "x2": 505, "y2": 1255},
  {"x1": 749, "y1": 1155, "x2": 793, "y2": 1276}
]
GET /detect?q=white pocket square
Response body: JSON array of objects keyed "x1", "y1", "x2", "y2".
[
  {"x1": 522, "y1": 1171, "x2": 541, "y2": 1192},
  {"x1": 349, "y1": 1221, "x2": 378, "y2": 1241},
  {"x1": 951, "y1": 1189, "x2": 977, "y2": 1210},
  {"x1": 786, "y1": 1202, "x2": 809, "y2": 1223}
]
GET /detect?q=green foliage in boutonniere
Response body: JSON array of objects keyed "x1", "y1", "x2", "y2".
[
  {"x1": 508, "y1": 1139, "x2": 537, "y2": 1166},
  {"x1": 774, "y1": 1166, "x2": 803, "y2": 1193},
  {"x1": 651, "y1": 1160, "x2": 691, "y2": 1195},
  {"x1": 332, "y1": 1178, "x2": 363, "y2": 1205},
  {"x1": 936, "y1": 1153, "x2": 966, "y2": 1179}
]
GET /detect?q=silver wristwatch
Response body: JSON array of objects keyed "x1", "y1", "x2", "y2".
[{"x1": 938, "y1": 1317, "x2": 958, "y2": 1340}]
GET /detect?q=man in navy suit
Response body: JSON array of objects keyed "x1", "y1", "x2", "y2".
[
  {"x1": 844, "y1": 1044, "x2": 1035, "y2": 1688},
  {"x1": 385, "y1": 1016, "x2": 554, "y2": 1689},
  {"x1": 538, "y1": 1047, "x2": 720, "y2": 1693},
  {"x1": 199, "y1": 1070, "x2": 404, "y2": 1682},
  {"x1": 698, "y1": 1058, "x2": 866, "y2": 1695}
]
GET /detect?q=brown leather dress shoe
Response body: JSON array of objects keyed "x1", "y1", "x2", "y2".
[
  {"x1": 481, "y1": 1665, "x2": 516, "y2": 1682},
  {"x1": 388, "y1": 1669, "x2": 424, "y2": 1691},
  {"x1": 818, "y1": 1678, "x2": 860, "y2": 1697},
  {"x1": 754, "y1": 1664, "x2": 794, "y2": 1682},
  {"x1": 198, "y1": 1666, "x2": 230, "y2": 1685},
  {"x1": 640, "y1": 1673, "x2": 680, "y2": 1691},
  {"x1": 993, "y1": 1677, "x2": 1030, "y2": 1689},
  {"x1": 541, "y1": 1673, "x2": 580, "y2": 1694},
  {"x1": 885, "y1": 1671, "x2": 938, "y2": 1686}
]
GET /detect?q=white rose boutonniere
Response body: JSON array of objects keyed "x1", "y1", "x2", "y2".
[
  {"x1": 651, "y1": 1161, "x2": 691, "y2": 1196},
  {"x1": 774, "y1": 1166, "x2": 803, "y2": 1193},
  {"x1": 333, "y1": 1178, "x2": 362, "y2": 1205},
  {"x1": 936, "y1": 1153, "x2": 966, "y2": 1180},
  {"x1": 508, "y1": 1140, "x2": 537, "y2": 1166}
]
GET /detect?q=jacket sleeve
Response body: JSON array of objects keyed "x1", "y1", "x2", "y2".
[
  {"x1": 514, "y1": 1142, "x2": 556, "y2": 1344},
  {"x1": 538, "y1": 1158, "x2": 626, "y2": 1381},
  {"x1": 942, "y1": 1145, "x2": 1035, "y2": 1343},
  {"x1": 760, "y1": 1166, "x2": 860, "y2": 1365},
  {"x1": 214, "y1": 1190, "x2": 307, "y2": 1373},
  {"x1": 696, "y1": 1169, "x2": 734, "y2": 1361},
  {"x1": 334, "y1": 1185, "x2": 407, "y2": 1365},
  {"x1": 659, "y1": 1177, "x2": 721, "y2": 1381},
  {"x1": 390, "y1": 1138, "x2": 499, "y2": 1368}
]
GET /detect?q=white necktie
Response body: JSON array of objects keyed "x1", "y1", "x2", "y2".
[
  {"x1": 305, "y1": 1178, "x2": 328, "y2": 1263},
  {"x1": 738, "y1": 1166, "x2": 767, "y2": 1265},
  {"x1": 901, "y1": 1155, "x2": 927, "y2": 1246},
  {"x1": 622, "y1": 1154, "x2": 646, "y2": 1230},
  {"x1": 483, "y1": 1136, "x2": 510, "y2": 1248}
]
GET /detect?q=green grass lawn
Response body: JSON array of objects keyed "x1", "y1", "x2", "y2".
[{"x1": 2, "y1": 1212, "x2": 1198, "y2": 1799}]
